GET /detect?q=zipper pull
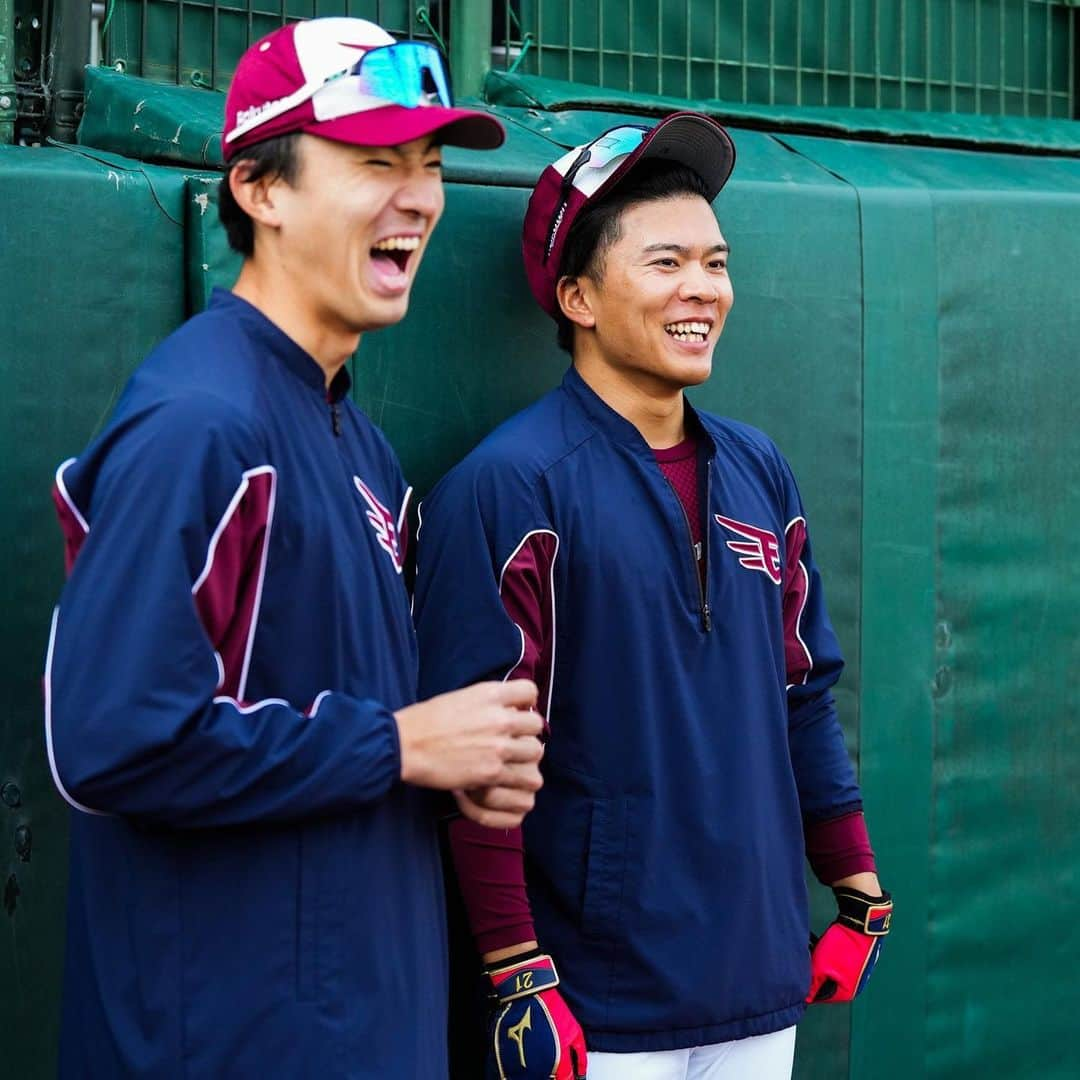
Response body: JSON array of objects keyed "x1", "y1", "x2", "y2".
[
  {"x1": 702, "y1": 602, "x2": 712, "y2": 633},
  {"x1": 330, "y1": 402, "x2": 342, "y2": 437}
]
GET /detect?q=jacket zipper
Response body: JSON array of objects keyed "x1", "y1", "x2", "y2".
[
  {"x1": 702, "y1": 461, "x2": 713, "y2": 630},
  {"x1": 663, "y1": 465, "x2": 712, "y2": 632}
]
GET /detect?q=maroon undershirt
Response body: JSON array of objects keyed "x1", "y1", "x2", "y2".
[
  {"x1": 654, "y1": 435, "x2": 705, "y2": 583},
  {"x1": 449, "y1": 435, "x2": 876, "y2": 955}
]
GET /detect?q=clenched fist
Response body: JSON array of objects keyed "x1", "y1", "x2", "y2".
[{"x1": 395, "y1": 680, "x2": 544, "y2": 828}]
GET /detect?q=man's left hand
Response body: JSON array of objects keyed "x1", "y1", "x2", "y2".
[{"x1": 807, "y1": 887, "x2": 893, "y2": 1004}]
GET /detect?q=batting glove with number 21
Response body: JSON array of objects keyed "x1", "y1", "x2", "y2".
[{"x1": 487, "y1": 952, "x2": 587, "y2": 1079}]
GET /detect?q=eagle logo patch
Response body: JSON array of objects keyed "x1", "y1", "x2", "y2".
[
  {"x1": 714, "y1": 514, "x2": 782, "y2": 585},
  {"x1": 354, "y1": 477, "x2": 404, "y2": 574}
]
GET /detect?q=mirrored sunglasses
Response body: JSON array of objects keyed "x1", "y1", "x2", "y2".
[{"x1": 347, "y1": 41, "x2": 453, "y2": 110}]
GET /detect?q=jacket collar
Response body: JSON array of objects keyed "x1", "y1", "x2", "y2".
[
  {"x1": 561, "y1": 365, "x2": 716, "y2": 459},
  {"x1": 210, "y1": 288, "x2": 352, "y2": 403}
]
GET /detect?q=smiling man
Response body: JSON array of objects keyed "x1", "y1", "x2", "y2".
[
  {"x1": 413, "y1": 115, "x2": 892, "y2": 1079},
  {"x1": 44, "y1": 18, "x2": 546, "y2": 1079}
]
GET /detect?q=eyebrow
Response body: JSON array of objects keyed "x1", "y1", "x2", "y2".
[{"x1": 641, "y1": 242, "x2": 730, "y2": 256}]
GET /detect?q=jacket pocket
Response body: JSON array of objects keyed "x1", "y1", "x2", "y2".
[
  {"x1": 524, "y1": 765, "x2": 633, "y2": 945},
  {"x1": 295, "y1": 826, "x2": 345, "y2": 1003},
  {"x1": 580, "y1": 794, "x2": 629, "y2": 943}
]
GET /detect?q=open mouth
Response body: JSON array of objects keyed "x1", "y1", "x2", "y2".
[
  {"x1": 370, "y1": 235, "x2": 421, "y2": 277},
  {"x1": 664, "y1": 320, "x2": 712, "y2": 344}
]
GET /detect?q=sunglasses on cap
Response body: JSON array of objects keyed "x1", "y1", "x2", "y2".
[
  {"x1": 544, "y1": 125, "x2": 649, "y2": 263},
  {"x1": 226, "y1": 40, "x2": 453, "y2": 146}
]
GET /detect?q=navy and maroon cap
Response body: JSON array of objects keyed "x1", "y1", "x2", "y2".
[
  {"x1": 521, "y1": 112, "x2": 736, "y2": 319},
  {"x1": 222, "y1": 17, "x2": 504, "y2": 163}
]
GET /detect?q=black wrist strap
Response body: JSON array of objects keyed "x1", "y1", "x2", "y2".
[
  {"x1": 833, "y1": 887, "x2": 893, "y2": 936},
  {"x1": 484, "y1": 947, "x2": 544, "y2": 976}
]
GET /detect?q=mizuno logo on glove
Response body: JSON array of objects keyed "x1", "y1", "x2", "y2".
[{"x1": 507, "y1": 1006, "x2": 533, "y2": 1067}]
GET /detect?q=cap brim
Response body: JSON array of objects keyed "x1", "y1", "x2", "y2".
[
  {"x1": 635, "y1": 113, "x2": 735, "y2": 201},
  {"x1": 303, "y1": 104, "x2": 505, "y2": 151}
]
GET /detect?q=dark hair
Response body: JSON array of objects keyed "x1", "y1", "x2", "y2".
[
  {"x1": 218, "y1": 134, "x2": 303, "y2": 256},
  {"x1": 554, "y1": 161, "x2": 711, "y2": 353}
]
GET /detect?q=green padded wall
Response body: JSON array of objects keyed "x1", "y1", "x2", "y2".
[
  {"x1": 0, "y1": 144, "x2": 189, "y2": 1077},
  {"x1": 3, "y1": 89, "x2": 1080, "y2": 1078},
  {"x1": 782, "y1": 134, "x2": 1080, "y2": 1078},
  {"x1": 921, "y1": 148, "x2": 1080, "y2": 1079},
  {"x1": 926, "y1": 166, "x2": 1080, "y2": 1078}
]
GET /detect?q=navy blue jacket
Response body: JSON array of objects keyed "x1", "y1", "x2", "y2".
[
  {"x1": 46, "y1": 290, "x2": 446, "y2": 1078},
  {"x1": 414, "y1": 367, "x2": 862, "y2": 1052}
]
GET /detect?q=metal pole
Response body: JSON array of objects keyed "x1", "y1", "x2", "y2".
[
  {"x1": 45, "y1": 0, "x2": 92, "y2": 141},
  {"x1": 450, "y1": 0, "x2": 492, "y2": 99},
  {"x1": 1070, "y1": 4, "x2": 1077, "y2": 119},
  {"x1": 0, "y1": 0, "x2": 15, "y2": 143}
]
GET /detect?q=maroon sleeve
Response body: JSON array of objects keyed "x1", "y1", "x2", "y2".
[
  {"x1": 449, "y1": 819, "x2": 535, "y2": 954},
  {"x1": 805, "y1": 809, "x2": 877, "y2": 885},
  {"x1": 447, "y1": 530, "x2": 558, "y2": 955},
  {"x1": 499, "y1": 530, "x2": 558, "y2": 723},
  {"x1": 782, "y1": 516, "x2": 813, "y2": 688},
  {"x1": 189, "y1": 468, "x2": 275, "y2": 700}
]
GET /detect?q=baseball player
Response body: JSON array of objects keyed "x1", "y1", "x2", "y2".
[
  {"x1": 413, "y1": 114, "x2": 892, "y2": 1079},
  {"x1": 44, "y1": 18, "x2": 544, "y2": 1078}
]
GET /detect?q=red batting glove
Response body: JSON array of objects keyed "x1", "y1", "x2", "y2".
[
  {"x1": 487, "y1": 951, "x2": 587, "y2": 1079},
  {"x1": 807, "y1": 887, "x2": 893, "y2": 1004}
]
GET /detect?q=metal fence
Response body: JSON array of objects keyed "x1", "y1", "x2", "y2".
[
  {"x1": 499, "y1": 0, "x2": 1078, "y2": 118},
  {"x1": 101, "y1": 0, "x2": 450, "y2": 89},
  {"x1": 99, "y1": 0, "x2": 1078, "y2": 118}
]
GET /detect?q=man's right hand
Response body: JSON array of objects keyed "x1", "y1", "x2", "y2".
[{"x1": 395, "y1": 680, "x2": 544, "y2": 828}]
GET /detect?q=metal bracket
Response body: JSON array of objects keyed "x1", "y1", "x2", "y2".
[{"x1": 9, "y1": 0, "x2": 46, "y2": 143}]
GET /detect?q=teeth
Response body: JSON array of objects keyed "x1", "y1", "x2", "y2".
[
  {"x1": 660, "y1": 317, "x2": 712, "y2": 334},
  {"x1": 664, "y1": 320, "x2": 712, "y2": 342},
  {"x1": 372, "y1": 236, "x2": 421, "y2": 252}
]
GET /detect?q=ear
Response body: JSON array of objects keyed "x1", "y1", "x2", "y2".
[
  {"x1": 228, "y1": 161, "x2": 287, "y2": 232},
  {"x1": 556, "y1": 276, "x2": 596, "y2": 332}
]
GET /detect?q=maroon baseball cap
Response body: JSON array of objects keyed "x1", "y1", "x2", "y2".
[
  {"x1": 222, "y1": 17, "x2": 504, "y2": 163},
  {"x1": 522, "y1": 113, "x2": 736, "y2": 319}
]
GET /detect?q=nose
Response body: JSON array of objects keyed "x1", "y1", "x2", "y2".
[
  {"x1": 393, "y1": 163, "x2": 444, "y2": 223},
  {"x1": 678, "y1": 264, "x2": 720, "y2": 304}
]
